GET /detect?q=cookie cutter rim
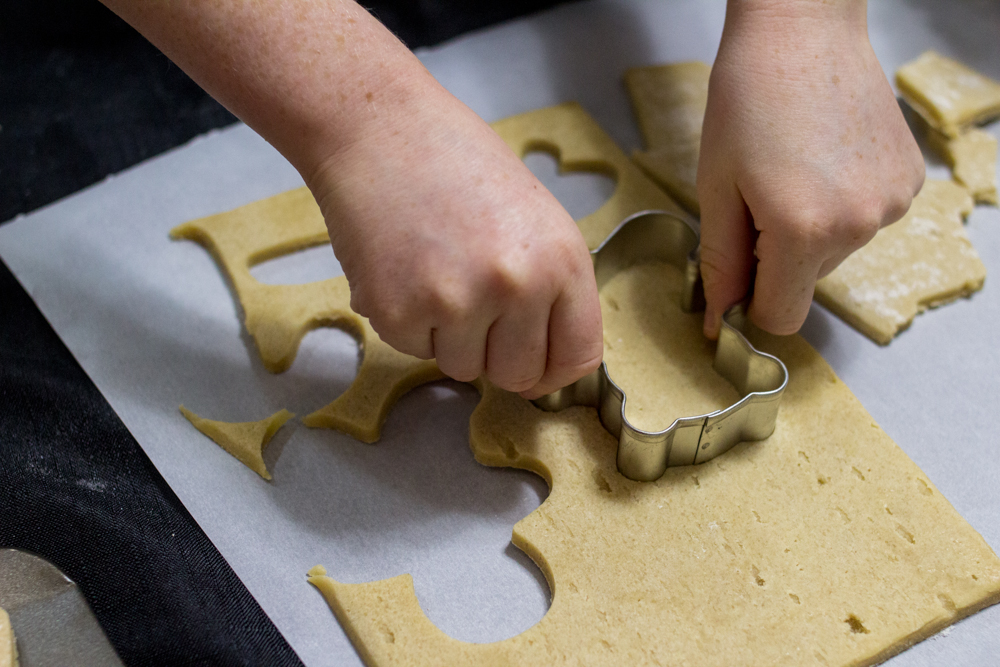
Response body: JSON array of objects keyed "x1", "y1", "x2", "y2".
[{"x1": 533, "y1": 210, "x2": 789, "y2": 482}]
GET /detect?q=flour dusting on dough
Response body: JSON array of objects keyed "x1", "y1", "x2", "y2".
[{"x1": 815, "y1": 180, "x2": 983, "y2": 345}]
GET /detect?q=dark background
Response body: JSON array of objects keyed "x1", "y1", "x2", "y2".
[{"x1": 0, "y1": 1, "x2": 563, "y2": 664}]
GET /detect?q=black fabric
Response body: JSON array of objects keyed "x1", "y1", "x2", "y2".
[
  {"x1": 0, "y1": 260, "x2": 302, "y2": 665},
  {"x1": 1, "y1": 0, "x2": 567, "y2": 663}
]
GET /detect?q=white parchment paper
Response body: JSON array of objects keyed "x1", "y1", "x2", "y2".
[{"x1": 2, "y1": 1, "x2": 999, "y2": 665}]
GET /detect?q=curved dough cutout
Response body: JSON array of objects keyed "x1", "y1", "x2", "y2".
[{"x1": 180, "y1": 406, "x2": 294, "y2": 480}]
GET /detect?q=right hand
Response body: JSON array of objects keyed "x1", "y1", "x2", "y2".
[{"x1": 308, "y1": 74, "x2": 604, "y2": 400}]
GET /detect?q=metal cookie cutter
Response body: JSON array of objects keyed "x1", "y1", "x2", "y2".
[{"x1": 534, "y1": 210, "x2": 788, "y2": 482}]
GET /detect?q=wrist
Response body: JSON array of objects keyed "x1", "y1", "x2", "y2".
[{"x1": 724, "y1": 0, "x2": 868, "y2": 39}]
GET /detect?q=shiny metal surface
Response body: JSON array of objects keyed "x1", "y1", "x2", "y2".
[
  {"x1": 0, "y1": 549, "x2": 124, "y2": 667},
  {"x1": 534, "y1": 210, "x2": 788, "y2": 482}
]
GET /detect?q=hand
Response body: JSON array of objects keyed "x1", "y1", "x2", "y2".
[
  {"x1": 309, "y1": 74, "x2": 603, "y2": 399},
  {"x1": 697, "y1": 0, "x2": 925, "y2": 337}
]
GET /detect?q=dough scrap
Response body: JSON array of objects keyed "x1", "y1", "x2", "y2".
[
  {"x1": 309, "y1": 261, "x2": 1000, "y2": 667},
  {"x1": 624, "y1": 61, "x2": 710, "y2": 216},
  {"x1": 926, "y1": 126, "x2": 999, "y2": 206},
  {"x1": 896, "y1": 51, "x2": 1000, "y2": 138},
  {"x1": 180, "y1": 406, "x2": 294, "y2": 480},
  {"x1": 491, "y1": 102, "x2": 687, "y2": 250},
  {"x1": 814, "y1": 180, "x2": 984, "y2": 345},
  {"x1": 170, "y1": 190, "x2": 445, "y2": 443},
  {"x1": 0, "y1": 608, "x2": 17, "y2": 667}
]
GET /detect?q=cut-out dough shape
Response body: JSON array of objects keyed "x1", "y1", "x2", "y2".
[
  {"x1": 896, "y1": 51, "x2": 1000, "y2": 138},
  {"x1": 179, "y1": 406, "x2": 294, "y2": 480},
  {"x1": 624, "y1": 61, "x2": 710, "y2": 216},
  {"x1": 491, "y1": 102, "x2": 687, "y2": 250},
  {"x1": 170, "y1": 190, "x2": 446, "y2": 443},
  {"x1": 926, "y1": 126, "x2": 999, "y2": 206},
  {"x1": 0, "y1": 608, "x2": 17, "y2": 667},
  {"x1": 815, "y1": 179, "x2": 984, "y2": 345},
  {"x1": 171, "y1": 103, "x2": 684, "y2": 441},
  {"x1": 309, "y1": 261, "x2": 1000, "y2": 667}
]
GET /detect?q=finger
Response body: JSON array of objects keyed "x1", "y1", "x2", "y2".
[
  {"x1": 370, "y1": 322, "x2": 434, "y2": 360},
  {"x1": 749, "y1": 230, "x2": 821, "y2": 335},
  {"x1": 519, "y1": 275, "x2": 603, "y2": 400},
  {"x1": 352, "y1": 287, "x2": 435, "y2": 360},
  {"x1": 697, "y1": 179, "x2": 756, "y2": 340},
  {"x1": 484, "y1": 303, "x2": 550, "y2": 393},
  {"x1": 432, "y1": 321, "x2": 490, "y2": 383}
]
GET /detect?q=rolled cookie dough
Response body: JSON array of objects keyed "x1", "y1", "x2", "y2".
[
  {"x1": 0, "y1": 608, "x2": 16, "y2": 667},
  {"x1": 624, "y1": 61, "x2": 710, "y2": 216},
  {"x1": 926, "y1": 126, "x2": 998, "y2": 206},
  {"x1": 896, "y1": 51, "x2": 1000, "y2": 139},
  {"x1": 814, "y1": 180, "x2": 984, "y2": 345},
  {"x1": 179, "y1": 406, "x2": 294, "y2": 480},
  {"x1": 309, "y1": 260, "x2": 1000, "y2": 667}
]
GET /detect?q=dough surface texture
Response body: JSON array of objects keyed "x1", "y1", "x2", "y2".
[
  {"x1": 309, "y1": 260, "x2": 1000, "y2": 667},
  {"x1": 814, "y1": 180, "x2": 984, "y2": 345},
  {"x1": 0, "y1": 608, "x2": 16, "y2": 667},
  {"x1": 179, "y1": 406, "x2": 294, "y2": 480},
  {"x1": 896, "y1": 51, "x2": 1000, "y2": 138},
  {"x1": 926, "y1": 126, "x2": 999, "y2": 206},
  {"x1": 624, "y1": 62, "x2": 710, "y2": 216}
]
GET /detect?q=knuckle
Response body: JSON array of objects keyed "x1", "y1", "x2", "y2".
[{"x1": 426, "y1": 279, "x2": 473, "y2": 325}]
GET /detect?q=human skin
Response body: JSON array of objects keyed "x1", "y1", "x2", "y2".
[
  {"x1": 698, "y1": 0, "x2": 924, "y2": 337},
  {"x1": 100, "y1": 0, "x2": 922, "y2": 395}
]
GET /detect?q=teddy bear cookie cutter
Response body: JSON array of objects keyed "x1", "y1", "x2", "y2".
[{"x1": 534, "y1": 210, "x2": 788, "y2": 482}]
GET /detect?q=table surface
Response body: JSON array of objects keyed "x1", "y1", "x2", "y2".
[{"x1": 2, "y1": 1, "x2": 999, "y2": 665}]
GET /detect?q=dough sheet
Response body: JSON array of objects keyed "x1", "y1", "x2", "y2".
[
  {"x1": 624, "y1": 62, "x2": 710, "y2": 216},
  {"x1": 179, "y1": 406, "x2": 294, "y2": 480},
  {"x1": 308, "y1": 260, "x2": 1000, "y2": 667},
  {"x1": 896, "y1": 51, "x2": 1000, "y2": 138},
  {"x1": 168, "y1": 102, "x2": 1000, "y2": 665},
  {"x1": 290, "y1": 105, "x2": 999, "y2": 666},
  {"x1": 814, "y1": 180, "x2": 985, "y2": 345}
]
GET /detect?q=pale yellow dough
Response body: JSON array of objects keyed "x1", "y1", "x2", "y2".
[
  {"x1": 179, "y1": 406, "x2": 294, "y2": 480},
  {"x1": 815, "y1": 180, "x2": 985, "y2": 345},
  {"x1": 625, "y1": 62, "x2": 712, "y2": 215},
  {"x1": 624, "y1": 61, "x2": 710, "y2": 216},
  {"x1": 0, "y1": 608, "x2": 17, "y2": 667},
  {"x1": 491, "y1": 102, "x2": 687, "y2": 249},
  {"x1": 926, "y1": 127, "x2": 999, "y2": 206},
  {"x1": 170, "y1": 190, "x2": 446, "y2": 443},
  {"x1": 309, "y1": 260, "x2": 1000, "y2": 666},
  {"x1": 896, "y1": 51, "x2": 1000, "y2": 138}
]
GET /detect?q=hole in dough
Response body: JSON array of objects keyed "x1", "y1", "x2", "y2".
[
  {"x1": 522, "y1": 150, "x2": 617, "y2": 221},
  {"x1": 249, "y1": 243, "x2": 344, "y2": 285}
]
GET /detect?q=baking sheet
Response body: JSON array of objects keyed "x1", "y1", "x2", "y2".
[{"x1": 2, "y1": 0, "x2": 999, "y2": 664}]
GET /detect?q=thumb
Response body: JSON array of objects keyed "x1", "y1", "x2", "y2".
[{"x1": 696, "y1": 175, "x2": 756, "y2": 339}]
